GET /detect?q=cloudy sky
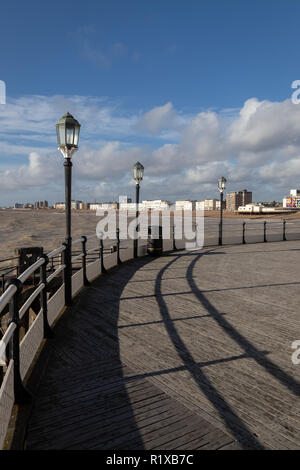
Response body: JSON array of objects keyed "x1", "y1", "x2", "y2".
[{"x1": 1, "y1": 0, "x2": 300, "y2": 205}]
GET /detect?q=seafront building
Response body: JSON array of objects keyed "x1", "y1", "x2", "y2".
[
  {"x1": 196, "y1": 199, "x2": 220, "y2": 211},
  {"x1": 226, "y1": 190, "x2": 252, "y2": 211},
  {"x1": 90, "y1": 202, "x2": 118, "y2": 211},
  {"x1": 54, "y1": 202, "x2": 66, "y2": 210},
  {"x1": 71, "y1": 200, "x2": 82, "y2": 210},
  {"x1": 119, "y1": 200, "x2": 171, "y2": 211},
  {"x1": 238, "y1": 203, "x2": 263, "y2": 214},
  {"x1": 143, "y1": 200, "x2": 171, "y2": 211},
  {"x1": 175, "y1": 200, "x2": 196, "y2": 211},
  {"x1": 283, "y1": 189, "x2": 300, "y2": 208},
  {"x1": 79, "y1": 202, "x2": 90, "y2": 210}
]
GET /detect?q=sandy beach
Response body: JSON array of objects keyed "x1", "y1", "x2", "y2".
[
  {"x1": 0, "y1": 208, "x2": 299, "y2": 262},
  {"x1": 0, "y1": 210, "x2": 101, "y2": 261}
]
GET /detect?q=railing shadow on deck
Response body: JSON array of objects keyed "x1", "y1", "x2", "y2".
[
  {"x1": 21, "y1": 256, "x2": 155, "y2": 450},
  {"x1": 2, "y1": 232, "x2": 300, "y2": 449},
  {"x1": 148, "y1": 248, "x2": 300, "y2": 449},
  {"x1": 185, "y1": 252, "x2": 300, "y2": 397},
  {"x1": 153, "y1": 250, "x2": 265, "y2": 450}
]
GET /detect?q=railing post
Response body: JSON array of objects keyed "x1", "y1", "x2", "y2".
[
  {"x1": 134, "y1": 183, "x2": 140, "y2": 258},
  {"x1": 116, "y1": 229, "x2": 122, "y2": 265},
  {"x1": 81, "y1": 236, "x2": 90, "y2": 286},
  {"x1": 242, "y1": 222, "x2": 246, "y2": 244},
  {"x1": 39, "y1": 255, "x2": 54, "y2": 339},
  {"x1": 62, "y1": 242, "x2": 72, "y2": 307},
  {"x1": 99, "y1": 237, "x2": 107, "y2": 273},
  {"x1": 173, "y1": 224, "x2": 177, "y2": 251},
  {"x1": 5, "y1": 278, "x2": 31, "y2": 404},
  {"x1": 264, "y1": 221, "x2": 267, "y2": 242},
  {"x1": 218, "y1": 221, "x2": 222, "y2": 246},
  {"x1": 283, "y1": 219, "x2": 286, "y2": 241},
  {"x1": 219, "y1": 191, "x2": 223, "y2": 246}
]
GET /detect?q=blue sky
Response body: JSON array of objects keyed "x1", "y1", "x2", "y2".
[{"x1": 1, "y1": 0, "x2": 300, "y2": 205}]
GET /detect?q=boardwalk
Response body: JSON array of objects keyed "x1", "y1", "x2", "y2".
[{"x1": 22, "y1": 241, "x2": 300, "y2": 450}]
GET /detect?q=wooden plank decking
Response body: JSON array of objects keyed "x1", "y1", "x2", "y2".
[{"x1": 23, "y1": 241, "x2": 300, "y2": 450}]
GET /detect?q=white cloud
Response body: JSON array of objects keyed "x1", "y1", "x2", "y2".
[
  {"x1": 229, "y1": 98, "x2": 300, "y2": 152},
  {"x1": 1, "y1": 94, "x2": 300, "y2": 203},
  {"x1": 74, "y1": 142, "x2": 145, "y2": 181},
  {"x1": 136, "y1": 102, "x2": 178, "y2": 134},
  {"x1": 0, "y1": 152, "x2": 60, "y2": 190}
]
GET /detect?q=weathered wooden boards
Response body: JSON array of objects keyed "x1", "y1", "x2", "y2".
[{"x1": 25, "y1": 241, "x2": 300, "y2": 449}]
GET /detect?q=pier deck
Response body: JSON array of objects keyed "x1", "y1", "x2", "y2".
[{"x1": 23, "y1": 241, "x2": 300, "y2": 450}]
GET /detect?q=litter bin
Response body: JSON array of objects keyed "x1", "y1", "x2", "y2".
[{"x1": 147, "y1": 226, "x2": 163, "y2": 256}]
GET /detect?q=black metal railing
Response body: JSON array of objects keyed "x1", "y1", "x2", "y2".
[
  {"x1": 0, "y1": 230, "x2": 131, "y2": 401},
  {"x1": 204, "y1": 218, "x2": 300, "y2": 246},
  {"x1": 0, "y1": 217, "x2": 300, "y2": 448}
]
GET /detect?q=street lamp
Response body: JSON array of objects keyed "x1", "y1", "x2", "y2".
[
  {"x1": 218, "y1": 176, "x2": 227, "y2": 246},
  {"x1": 56, "y1": 112, "x2": 81, "y2": 305},
  {"x1": 132, "y1": 161, "x2": 144, "y2": 258}
]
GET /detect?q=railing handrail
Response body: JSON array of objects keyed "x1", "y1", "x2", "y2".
[
  {"x1": 46, "y1": 264, "x2": 65, "y2": 284},
  {"x1": 17, "y1": 258, "x2": 45, "y2": 284},
  {"x1": 18, "y1": 283, "x2": 45, "y2": 321},
  {"x1": 0, "y1": 322, "x2": 16, "y2": 366},
  {"x1": 48, "y1": 245, "x2": 65, "y2": 259},
  {"x1": 0, "y1": 284, "x2": 17, "y2": 316}
]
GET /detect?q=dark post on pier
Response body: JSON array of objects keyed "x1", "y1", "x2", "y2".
[
  {"x1": 56, "y1": 112, "x2": 81, "y2": 306},
  {"x1": 132, "y1": 161, "x2": 144, "y2": 258},
  {"x1": 218, "y1": 176, "x2": 227, "y2": 246}
]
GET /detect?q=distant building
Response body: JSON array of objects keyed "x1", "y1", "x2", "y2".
[
  {"x1": 34, "y1": 200, "x2": 48, "y2": 209},
  {"x1": 238, "y1": 204, "x2": 262, "y2": 214},
  {"x1": 283, "y1": 189, "x2": 300, "y2": 208},
  {"x1": 175, "y1": 200, "x2": 196, "y2": 211},
  {"x1": 119, "y1": 202, "x2": 141, "y2": 211},
  {"x1": 196, "y1": 199, "x2": 220, "y2": 211},
  {"x1": 226, "y1": 190, "x2": 252, "y2": 211},
  {"x1": 71, "y1": 200, "x2": 82, "y2": 210},
  {"x1": 89, "y1": 203, "x2": 102, "y2": 211},
  {"x1": 119, "y1": 196, "x2": 132, "y2": 204},
  {"x1": 119, "y1": 200, "x2": 171, "y2": 211},
  {"x1": 79, "y1": 202, "x2": 90, "y2": 210},
  {"x1": 54, "y1": 202, "x2": 66, "y2": 210},
  {"x1": 142, "y1": 200, "x2": 171, "y2": 211},
  {"x1": 94, "y1": 202, "x2": 118, "y2": 211},
  {"x1": 14, "y1": 203, "x2": 23, "y2": 209}
]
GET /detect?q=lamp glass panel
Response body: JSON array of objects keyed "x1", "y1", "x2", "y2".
[
  {"x1": 133, "y1": 163, "x2": 144, "y2": 182},
  {"x1": 73, "y1": 125, "x2": 80, "y2": 146},
  {"x1": 66, "y1": 127, "x2": 75, "y2": 145},
  {"x1": 59, "y1": 125, "x2": 66, "y2": 146}
]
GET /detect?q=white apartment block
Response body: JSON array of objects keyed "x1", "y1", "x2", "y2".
[
  {"x1": 175, "y1": 200, "x2": 196, "y2": 211},
  {"x1": 119, "y1": 200, "x2": 170, "y2": 211},
  {"x1": 196, "y1": 199, "x2": 220, "y2": 211},
  {"x1": 98, "y1": 203, "x2": 118, "y2": 210},
  {"x1": 89, "y1": 203, "x2": 102, "y2": 211},
  {"x1": 119, "y1": 202, "x2": 139, "y2": 211},
  {"x1": 142, "y1": 200, "x2": 171, "y2": 211},
  {"x1": 238, "y1": 204, "x2": 262, "y2": 213},
  {"x1": 54, "y1": 202, "x2": 66, "y2": 210},
  {"x1": 90, "y1": 203, "x2": 118, "y2": 211},
  {"x1": 71, "y1": 200, "x2": 82, "y2": 210}
]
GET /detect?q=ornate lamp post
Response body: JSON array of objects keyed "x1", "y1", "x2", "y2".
[
  {"x1": 218, "y1": 176, "x2": 227, "y2": 246},
  {"x1": 56, "y1": 112, "x2": 81, "y2": 305},
  {"x1": 132, "y1": 161, "x2": 144, "y2": 258}
]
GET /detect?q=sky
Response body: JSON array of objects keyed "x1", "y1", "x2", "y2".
[{"x1": 1, "y1": 0, "x2": 300, "y2": 205}]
